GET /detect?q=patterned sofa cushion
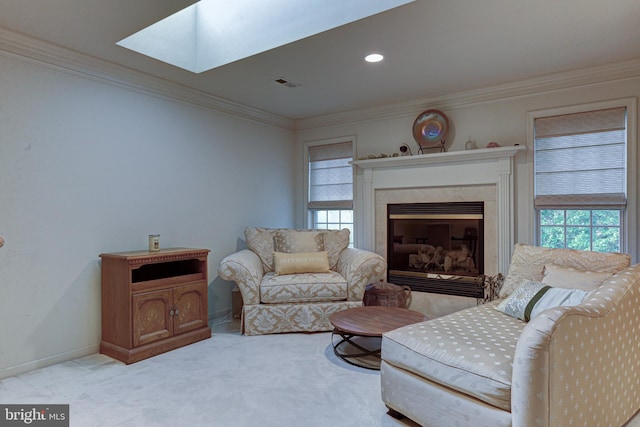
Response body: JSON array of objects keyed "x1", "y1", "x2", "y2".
[
  {"x1": 382, "y1": 302, "x2": 525, "y2": 411},
  {"x1": 245, "y1": 227, "x2": 350, "y2": 272},
  {"x1": 499, "y1": 243, "x2": 631, "y2": 298},
  {"x1": 274, "y1": 230, "x2": 325, "y2": 253},
  {"x1": 322, "y1": 229, "x2": 350, "y2": 268},
  {"x1": 260, "y1": 271, "x2": 348, "y2": 304}
]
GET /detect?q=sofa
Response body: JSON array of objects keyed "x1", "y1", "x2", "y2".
[
  {"x1": 218, "y1": 227, "x2": 387, "y2": 335},
  {"x1": 381, "y1": 243, "x2": 640, "y2": 427}
]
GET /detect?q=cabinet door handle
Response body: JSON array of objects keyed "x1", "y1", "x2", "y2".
[
  {"x1": 174, "y1": 306, "x2": 180, "y2": 315},
  {"x1": 169, "y1": 309, "x2": 174, "y2": 317}
]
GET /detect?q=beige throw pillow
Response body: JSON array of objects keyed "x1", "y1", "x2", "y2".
[
  {"x1": 541, "y1": 264, "x2": 613, "y2": 291},
  {"x1": 273, "y1": 251, "x2": 331, "y2": 275}
]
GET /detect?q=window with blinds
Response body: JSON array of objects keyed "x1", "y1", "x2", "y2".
[
  {"x1": 307, "y1": 140, "x2": 354, "y2": 244},
  {"x1": 308, "y1": 141, "x2": 353, "y2": 210},
  {"x1": 533, "y1": 106, "x2": 627, "y2": 252}
]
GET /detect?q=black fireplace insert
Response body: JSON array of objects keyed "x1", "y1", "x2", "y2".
[{"x1": 387, "y1": 201, "x2": 485, "y2": 298}]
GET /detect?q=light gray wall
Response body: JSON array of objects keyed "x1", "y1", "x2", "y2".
[
  {"x1": 0, "y1": 54, "x2": 295, "y2": 377},
  {"x1": 295, "y1": 75, "x2": 640, "y2": 263},
  {"x1": 2, "y1": 34, "x2": 638, "y2": 381}
]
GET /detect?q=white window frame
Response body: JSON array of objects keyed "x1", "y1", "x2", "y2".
[
  {"x1": 527, "y1": 98, "x2": 637, "y2": 258},
  {"x1": 303, "y1": 136, "x2": 357, "y2": 239}
]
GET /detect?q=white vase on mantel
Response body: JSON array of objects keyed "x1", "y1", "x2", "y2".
[{"x1": 465, "y1": 136, "x2": 478, "y2": 150}]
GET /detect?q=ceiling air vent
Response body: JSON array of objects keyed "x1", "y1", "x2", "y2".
[{"x1": 273, "y1": 77, "x2": 301, "y2": 88}]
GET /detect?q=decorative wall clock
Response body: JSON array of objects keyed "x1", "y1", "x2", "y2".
[{"x1": 412, "y1": 109, "x2": 449, "y2": 153}]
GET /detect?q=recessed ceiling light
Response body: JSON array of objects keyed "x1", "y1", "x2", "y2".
[{"x1": 365, "y1": 53, "x2": 384, "y2": 63}]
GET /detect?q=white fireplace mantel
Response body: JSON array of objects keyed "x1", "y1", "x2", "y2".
[
  {"x1": 351, "y1": 145, "x2": 525, "y2": 169},
  {"x1": 352, "y1": 145, "x2": 526, "y2": 274}
]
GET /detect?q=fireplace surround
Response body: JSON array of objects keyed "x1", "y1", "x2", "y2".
[{"x1": 352, "y1": 145, "x2": 525, "y2": 299}]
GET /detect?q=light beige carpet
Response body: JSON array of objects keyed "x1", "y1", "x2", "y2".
[
  {"x1": 1, "y1": 316, "x2": 638, "y2": 427},
  {"x1": 0, "y1": 317, "x2": 417, "y2": 427}
]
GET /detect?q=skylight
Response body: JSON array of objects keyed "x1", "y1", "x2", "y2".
[{"x1": 116, "y1": 0, "x2": 413, "y2": 73}]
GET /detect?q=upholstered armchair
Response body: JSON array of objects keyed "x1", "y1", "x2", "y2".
[{"x1": 218, "y1": 227, "x2": 387, "y2": 335}]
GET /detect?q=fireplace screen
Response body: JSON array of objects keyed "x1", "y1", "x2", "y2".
[{"x1": 387, "y1": 201, "x2": 484, "y2": 298}]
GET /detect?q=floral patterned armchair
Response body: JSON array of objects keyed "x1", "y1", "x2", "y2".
[{"x1": 218, "y1": 227, "x2": 387, "y2": 335}]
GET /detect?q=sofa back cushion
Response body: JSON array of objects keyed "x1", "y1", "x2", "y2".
[
  {"x1": 321, "y1": 229, "x2": 350, "y2": 268},
  {"x1": 244, "y1": 227, "x2": 350, "y2": 273},
  {"x1": 499, "y1": 243, "x2": 631, "y2": 298}
]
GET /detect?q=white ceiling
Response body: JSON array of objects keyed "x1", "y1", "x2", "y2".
[{"x1": 1, "y1": 0, "x2": 639, "y2": 120}]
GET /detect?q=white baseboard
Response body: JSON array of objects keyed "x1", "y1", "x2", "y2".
[
  {"x1": 1, "y1": 310, "x2": 232, "y2": 380},
  {"x1": 0, "y1": 344, "x2": 99, "y2": 380}
]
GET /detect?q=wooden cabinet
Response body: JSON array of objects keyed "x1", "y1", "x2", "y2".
[{"x1": 100, "y1": 248, "x2": 211, "y2": 364}]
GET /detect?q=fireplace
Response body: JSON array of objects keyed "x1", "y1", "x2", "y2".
[
  {"x1": 387, "y1": 201, "x2": 485, "y2": 298},
  {"x1": 351, "y1": 145, "x2": 524, "y2": 301}
]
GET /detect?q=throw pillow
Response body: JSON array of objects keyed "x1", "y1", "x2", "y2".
[
  {"x1": 273, "y1": 251, "x2": 331, "y2": 275},
  {"x1": 541, "y1": 264, "x2": 613, "y2": 291},
  {"x1": 495, "y1": 280, "x2": 589, "y2": 322},
  {"x1": 274, "y1": 230, "x2": 325, "y2": 253}
]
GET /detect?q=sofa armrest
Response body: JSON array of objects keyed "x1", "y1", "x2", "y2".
[
  {"x1": 218, "y1": 249, "x2": 263, "y2": 306},
  {"x1": 511, "y1": 263, "x2": 640, "y2": 427},
  {"x1": 335, "y1": 248, "x2": 387, "y2": 301}
]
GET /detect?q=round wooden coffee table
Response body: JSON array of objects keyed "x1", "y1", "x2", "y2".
[{"x1": 329, "y1": 306, "x2": 428, "y2": 370}]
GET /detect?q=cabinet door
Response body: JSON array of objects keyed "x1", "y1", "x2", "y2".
[
  {"x1": 133, "y1": 289, "x2": 173, "y2": 347},
  {"x1": 173, "y1": 281, "x2": 208, "y2": 335}
]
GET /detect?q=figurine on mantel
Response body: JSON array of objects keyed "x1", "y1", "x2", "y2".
[
  {"x1": 464, "y1": 136, "x2": 478, "y2": 150},
  {"x1": 486, "y1": 141, "x2": 501, "y2": 148},
  {"x1": 399, "y1": 143, "x2": 413, "y2": 156}
]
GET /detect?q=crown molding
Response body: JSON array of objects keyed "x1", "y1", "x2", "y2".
[
  {"x1": 0, "y1": 27, "x2": 295, "y2": 130},
  {"x1": 2, "y1": 26, "x2": 638, "y2": 134},
  {"x1": 296, "y1": 58, "x2": 640, "y2": 131}
]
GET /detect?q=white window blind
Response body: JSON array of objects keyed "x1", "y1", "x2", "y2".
[
  {"x1": 308, "y1": 141, "x2": 353, "y2": 209},
  {"x1": 534, "y1": 106, "x2": 627, "y2": 208}
]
